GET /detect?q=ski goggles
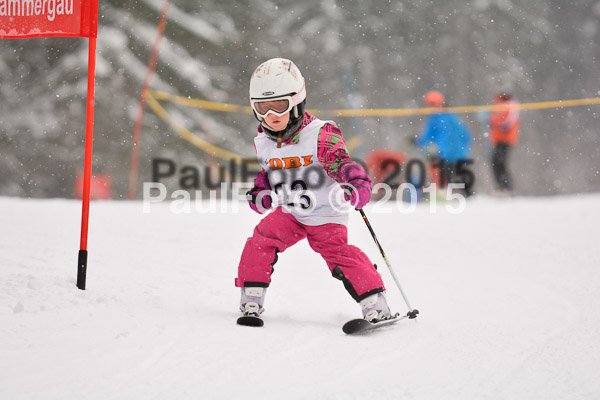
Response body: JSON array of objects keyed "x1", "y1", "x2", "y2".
[{"x1": 250, "y1": 84, "x2": 306, "y2": 118}]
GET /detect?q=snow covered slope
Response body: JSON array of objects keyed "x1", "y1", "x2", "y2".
[{"x1": 1, "y1": 195, "x2": 599, "y2": 399}]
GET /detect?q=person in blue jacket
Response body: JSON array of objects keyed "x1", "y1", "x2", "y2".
[{"x1": 415, "y1": 90, "x2": 473, "y2": 193}]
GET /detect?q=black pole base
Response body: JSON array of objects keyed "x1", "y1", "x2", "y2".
[
  {"x1": 77, "y1": 250, "x2": 88, "y2": 290},
  {"x1": 407, "y1": 309, "x2": 420, "y2": 319}
]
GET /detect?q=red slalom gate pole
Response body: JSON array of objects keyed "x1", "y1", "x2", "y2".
[
  {"x1": 0, "y1": 0, "x2": 99, "y2": 291},
  {"x1": 128, "y1": 0, "x2": 171, "y2": 200},
  {"x1": 77, "y1": 36, "x2": 98, "y2": 290}
]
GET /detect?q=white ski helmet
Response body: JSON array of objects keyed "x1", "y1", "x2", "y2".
[{"x1": 249, "y1": 58, "x2": 307, "y2": 142}]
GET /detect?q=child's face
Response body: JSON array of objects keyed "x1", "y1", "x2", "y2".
[{"x1": 264, "y1": 112, "x2": 290, "y2": 132}]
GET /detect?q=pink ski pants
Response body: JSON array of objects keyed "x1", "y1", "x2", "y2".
[{"x1": 236, "y1": 207, "x2": 385, "y2": 302}]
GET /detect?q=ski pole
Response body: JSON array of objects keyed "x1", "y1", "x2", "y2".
[{"x1": 358, "y1": 209, "x2": 419, "y2": 319}]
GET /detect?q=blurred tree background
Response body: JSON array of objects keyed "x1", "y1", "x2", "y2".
[{"x1": 1, "y1": 0, "x2": 599, "y2": 198}]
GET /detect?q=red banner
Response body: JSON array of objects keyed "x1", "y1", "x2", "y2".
[{"x1": 0, "y1": 0, "x2": 98, "y2": 38}]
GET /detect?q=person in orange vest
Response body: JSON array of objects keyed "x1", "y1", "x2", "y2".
[{"x1": 489, "y1": 92, "x2": 520, "y2": 192}]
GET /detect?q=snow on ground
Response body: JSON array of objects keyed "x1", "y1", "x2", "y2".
[{"x1": 1, "y1": 194, "x2": 599, "y2": 400}]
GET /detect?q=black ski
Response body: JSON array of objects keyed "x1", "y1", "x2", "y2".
[
  {"x1": 237, "y1": 315, "x2": 264, "y2": 327},
  {"x1": 343, "y1": 313, "x2": 407, "y2": 335}
]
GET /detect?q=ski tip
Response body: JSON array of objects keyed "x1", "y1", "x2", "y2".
[
  {"x1": 342, "y1": 318, "x2": 371, "y2": 334},
  {"x1": 237, "y1": 316, "x2": 264, "y2": 327}
]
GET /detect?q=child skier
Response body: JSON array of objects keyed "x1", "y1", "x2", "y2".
[{"x1": 236, "y1": 57, "x2": 392, "y2": 322}]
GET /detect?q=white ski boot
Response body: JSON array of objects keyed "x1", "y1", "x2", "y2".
[
  {"x1": 240, "y1": 287, "x2": 266, "y2": 317},
  {"x1": 360, "y1": 292, "x2": 392, "y2": 322}
]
